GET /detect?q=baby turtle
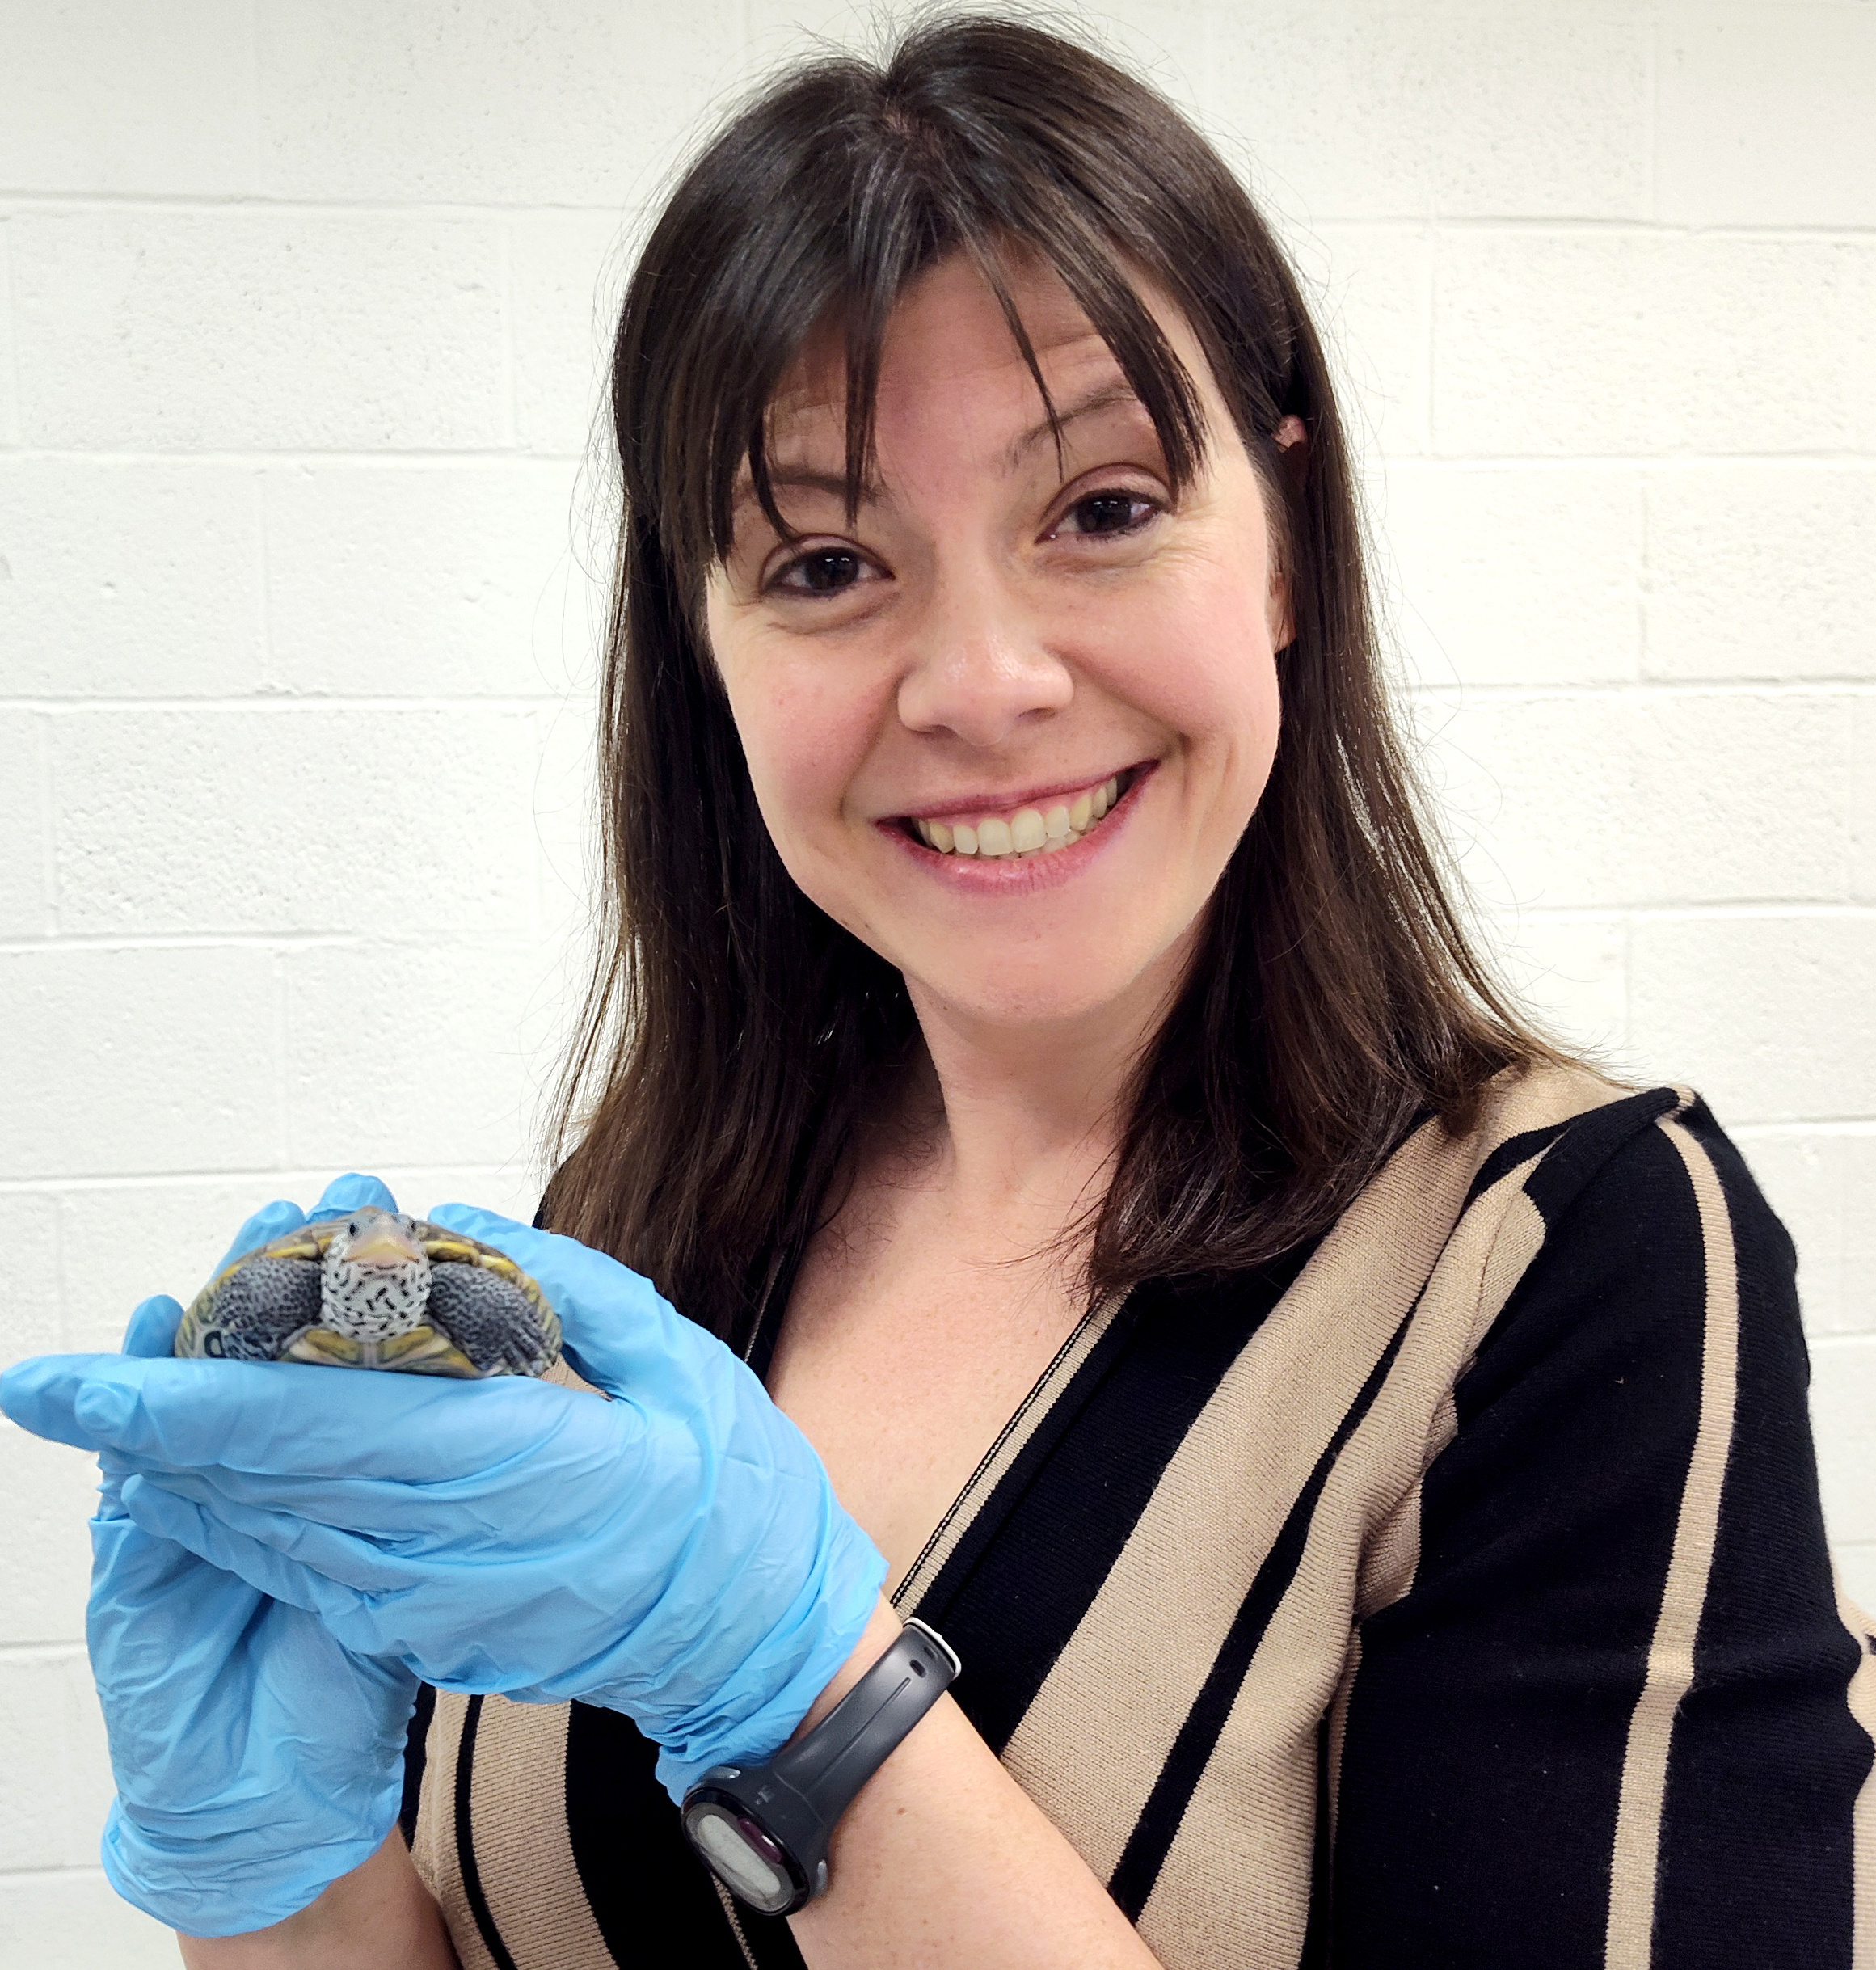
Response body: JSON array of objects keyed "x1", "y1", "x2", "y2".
[{"x1": 175, "y1": 1205, "x2": 561, "y2": 1379}]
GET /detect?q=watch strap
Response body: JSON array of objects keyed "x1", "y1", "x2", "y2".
[{"x1": 771, "y1": 1617, "x2": 959, "y2": 1820}]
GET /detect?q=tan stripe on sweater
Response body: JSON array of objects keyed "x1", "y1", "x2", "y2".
[
  {"x1": 466, "y1": 1697, "x2": 617, "y2": 1968},
  {"x1": 1604, "y1": 1116, "x2": 1740, "y2": 1970},
  {"x1": 1833, "y1": 1574, "x2": 1876, "y2": 1968},
  {"x1": 411, "y1": 1690, "x2": 504, "y2": 1970},
  {"x1": 1138, "y1": 1160, "x2": 1555, "y2": 1968}
]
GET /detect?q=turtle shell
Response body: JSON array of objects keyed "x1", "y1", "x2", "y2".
[{"x1": 175, "y1": 1217, "x2": 562, "y2": 1379}]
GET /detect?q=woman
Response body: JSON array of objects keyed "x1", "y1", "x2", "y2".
[{"x1": 2, "y1": 17, "x2": 1869, "y2": 1969}]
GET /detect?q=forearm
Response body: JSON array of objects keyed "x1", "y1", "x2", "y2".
[
  {"x1": 179, "y1": 1833, "x2": 457, "y2": 1970},
  {"x1": 786, "y1": 1601, "x2": 1162, "y2": 1970}
]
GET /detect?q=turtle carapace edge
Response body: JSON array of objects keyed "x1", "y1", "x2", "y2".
[{"x1": 175, "y1": 1206, "x2": 562, "y2": 1378}]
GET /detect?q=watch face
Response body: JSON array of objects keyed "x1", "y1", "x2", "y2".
[{"x1": 681, "y1": 1798, "x2": 801, "y2": 1916}]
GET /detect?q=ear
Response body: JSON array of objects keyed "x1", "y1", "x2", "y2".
[{"x1": 1267, "y1": 416, "x2": 1309, "y2": 650}]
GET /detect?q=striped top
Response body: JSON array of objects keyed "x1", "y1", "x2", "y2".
[{"x1": 402, "y1": 1065, "x2": 1876, "y2": 1968}]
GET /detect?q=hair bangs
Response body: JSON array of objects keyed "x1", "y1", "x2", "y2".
[{"x1": 630, "y1": 42, "x2": 1215, "y2": 601}]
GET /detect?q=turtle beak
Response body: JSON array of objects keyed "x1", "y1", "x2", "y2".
[{"x1": 346, "y1": 1221, "x2": 424, "y2": 1268}]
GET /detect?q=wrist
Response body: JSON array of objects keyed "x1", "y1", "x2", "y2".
[{"x1": 790, "y1": 1596, "x2": 905, "y2": 1740}]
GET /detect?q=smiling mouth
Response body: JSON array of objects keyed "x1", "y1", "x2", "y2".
[{"x1": 900, "y1": 766, "x2": 1141, "y2": 859}]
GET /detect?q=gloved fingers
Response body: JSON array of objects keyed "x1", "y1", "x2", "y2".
[
  {"x1": 1, "y1": 1351, "x2": 581, "y2": 1478},
  {"x1": 213, "y1": 1199, "x2": 310, "y2": 1276},
  {"x1": 118, "y1": 1474, "x2": 367, "y2": 1625},
  {"x1": 120, "y1": 1295, "x2": 185, "y2": 1360},
  {"x1": 308, "y1": 1173, "x2": 400, "y2": 1223},
  {"x1": 428, "y1": 1202, "x2": 704, "y2": 1395},
  {"x1": 0, "y1": 1352, "x2": 127, "y2": 1449},
  {"x1": 125, "y1": 1469, "x2": 432, "y2": 1597}
]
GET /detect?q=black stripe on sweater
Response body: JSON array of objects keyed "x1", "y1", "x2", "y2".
[
  {"x1": 1107, "y1": 1304, "x2": 1414, "y2": 1919},
  {"x1": 1330, "y1": 1119, "x2": 1710, "y2": 1968},
  {"x1": 1650, "y1": 1103, "x2": 1870, "y2": 1969},
  {"x1": 924, "y1": 1246, "x2": 1317, "y2": 1757},
  {"x1": 563, "y1": 1703, "x2": 770, "y2": 1969},
  {"x1": 454, "y1": 1697, "x2": 520, "y2": 1970}
]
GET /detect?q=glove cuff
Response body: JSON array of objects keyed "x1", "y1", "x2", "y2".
[{"x1": 99, "y1": 1788, "x2": 403, "y2": 1938}]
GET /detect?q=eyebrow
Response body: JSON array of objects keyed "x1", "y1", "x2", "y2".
[
  {"x1": 1003, "y1": 380, "x2": 1149, "y2": 470},
  {"x1": 732, "y1": 378, "x2": 1153, "y2": 529},
  {"x1": 730, "y1": 467, "x2": 887, "y2": 525}
]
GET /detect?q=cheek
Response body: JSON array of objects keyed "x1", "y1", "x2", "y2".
[
  {"x1": 1097, "y1": 550, "x2": 1283, "y2": 781},
  {"x1": 715, "y1": 646, "x2": 883, "y2": 865}
]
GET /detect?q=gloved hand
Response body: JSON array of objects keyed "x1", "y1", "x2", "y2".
[
  {"x1": 2, "y1": 1204, "x2": 887, "y2": 1803},
  {"x1": 9, "y1": 1177, "x2": 422, "y2": 1938}
]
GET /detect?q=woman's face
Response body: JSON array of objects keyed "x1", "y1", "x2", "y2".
[{"x1": 705, "y1": 254, "x2": 1290, "y2": 1043}]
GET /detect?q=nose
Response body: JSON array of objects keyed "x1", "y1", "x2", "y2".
[{"x1": 894, "y1": 567, "x2": 1073, "y2": 747}]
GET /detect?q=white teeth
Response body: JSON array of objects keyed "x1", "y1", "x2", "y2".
[{"x1": 910, "y1": 770, "x2": 1130, "y2": 860}]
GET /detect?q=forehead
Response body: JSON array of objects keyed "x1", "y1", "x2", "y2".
[{"x1": 762, "y1": 254, "x2": 1188, "y2": 459}]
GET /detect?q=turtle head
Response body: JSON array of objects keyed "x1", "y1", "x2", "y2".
[{"x1": 319, "y1": 1206, "x2": 432, "y2": 1341}]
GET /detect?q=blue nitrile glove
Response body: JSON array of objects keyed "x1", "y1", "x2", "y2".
[
  {"x1": 3, "y1": 1204, "x2": 887, "y2": 1803},
  {"x1": 0, "y1": 1177, "x2": 419, "y2": 1938}
]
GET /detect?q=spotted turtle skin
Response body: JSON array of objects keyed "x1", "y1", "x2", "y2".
[{"x1": 175, "y1": 1217, "x2": 561, "y2": 1378}]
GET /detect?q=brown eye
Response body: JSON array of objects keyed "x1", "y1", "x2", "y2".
[
  {"x1": 1061, "y1": 491, "x2": 1156, "y2": 538},
  {"x1": 778, "y1": 548, "x2": 866, "y2": 593}
]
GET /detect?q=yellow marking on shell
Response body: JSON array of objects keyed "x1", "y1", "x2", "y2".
[
  {"x1": 377, "y1": 1326, "x2": 483, "y2": 1377},
  {"x1": 286, "y1": 1327, "x2": 367, "y2": 1368}
]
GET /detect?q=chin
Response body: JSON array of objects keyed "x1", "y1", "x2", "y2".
[{"x1": 907, "y1": 945, "x2": 1169, "y2": 1031}]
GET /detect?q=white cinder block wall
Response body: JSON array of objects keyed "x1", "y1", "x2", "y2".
[{"x1": 1, "y1": 3, "x2": 1870, "y2": 1959}]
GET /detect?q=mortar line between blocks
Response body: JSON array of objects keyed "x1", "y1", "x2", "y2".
[
  {"x1": 0, "y1": 1641, "x2": 88, "y2": 1663},
  {"x1": 272, "y1": 947, "x2": 288, "y2": 1171},
  {"x1": 1644, "y1": 7, "x2": 1660, "y2": 226},
  {"x1": 499, "y1": 217, "x2": 518, "y2": 449},
  {"x1": 34, "y1": 713, "x2": 55, "y2": 937},
  {"x1": 0, "y1": 217, "x2": 19, "y2": 446},
  {"x1": 255, "y1": 468, "x2": 274, "y2": 690}
]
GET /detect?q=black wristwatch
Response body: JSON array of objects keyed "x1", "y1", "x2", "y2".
[{"x1": 680, "y1": 1618, "x2": 961, "y2": 1914}]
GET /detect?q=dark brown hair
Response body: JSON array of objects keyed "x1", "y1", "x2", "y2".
[{"x1": 544, "y1": 14, "x2": 1555, "y2": 1342}]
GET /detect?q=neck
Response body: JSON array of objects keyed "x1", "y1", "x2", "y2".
[{"x1": 893, "y1": 930, "x2": 1193, "y2": 1251}]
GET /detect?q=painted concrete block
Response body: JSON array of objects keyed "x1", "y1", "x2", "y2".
[
  {"x1": 262, "y1": 461, "x2": 592, "y2": 698},
  {"x1": 12, "y1": 213, "x2": 508, "y2": 452},
  {"x1": 283, "y1": 939, "x2": 562, "y2": 1170},
  {"x1": 0, "y1": 1422, "x2": 97, "y2": 1645},
  {"x1": 1300, "y1": 224, "x2": 1433, "y2": 459},
  {"x1": 255, "y1": 0, "x2": 748, "y2": 205},
  {"x1": 0, "y1": 947, "x2": 279, "y2": 1182},
  {"x1": 510, "y1": 213, "x2": 634, "y2": 460},
  {"x1": 1434, "y1": 232, "x2": 1876, "y2": 458},
  {"x1": 0, "y1": 0, "x2": 255, "y2": 196},
  {"x1": 1203, "y1": 6, "x2": 1648, "y2": 221},
  {"x1": 1382, "y1": 465, "x2": 1640, "y2": 688},
  {"x1": 0, "y1": 462, "x2": 264, "y2": 698},
  {"x1": 1658, "y1": 6, "x2": 1876, "y2": 227},
  {"x1": 0, "y1": 712, "x2": 48, "y2": 937},
  {"x1": 0, "y1": 1191, "x2": 62, "y2": 1359},
  {"x1": 51, "y1": 707, "x2": 541, "y2": 938},
  {"x1": 1424, "y1": 690, "x2": 1852, "y2": 910},
  {"x1": 1628, "y1": 914, "x2": 1876, "y2": 1126},
  {"x1": 1645, "y1": 466, "x2": 1876, "y2": 683},
  {"x1": 1736, "y1": 1129, "x2": 1876, "y2": 1337},
  {"x1": 0, "y1": 1870, "x2": 175, "y2": 1970}
]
